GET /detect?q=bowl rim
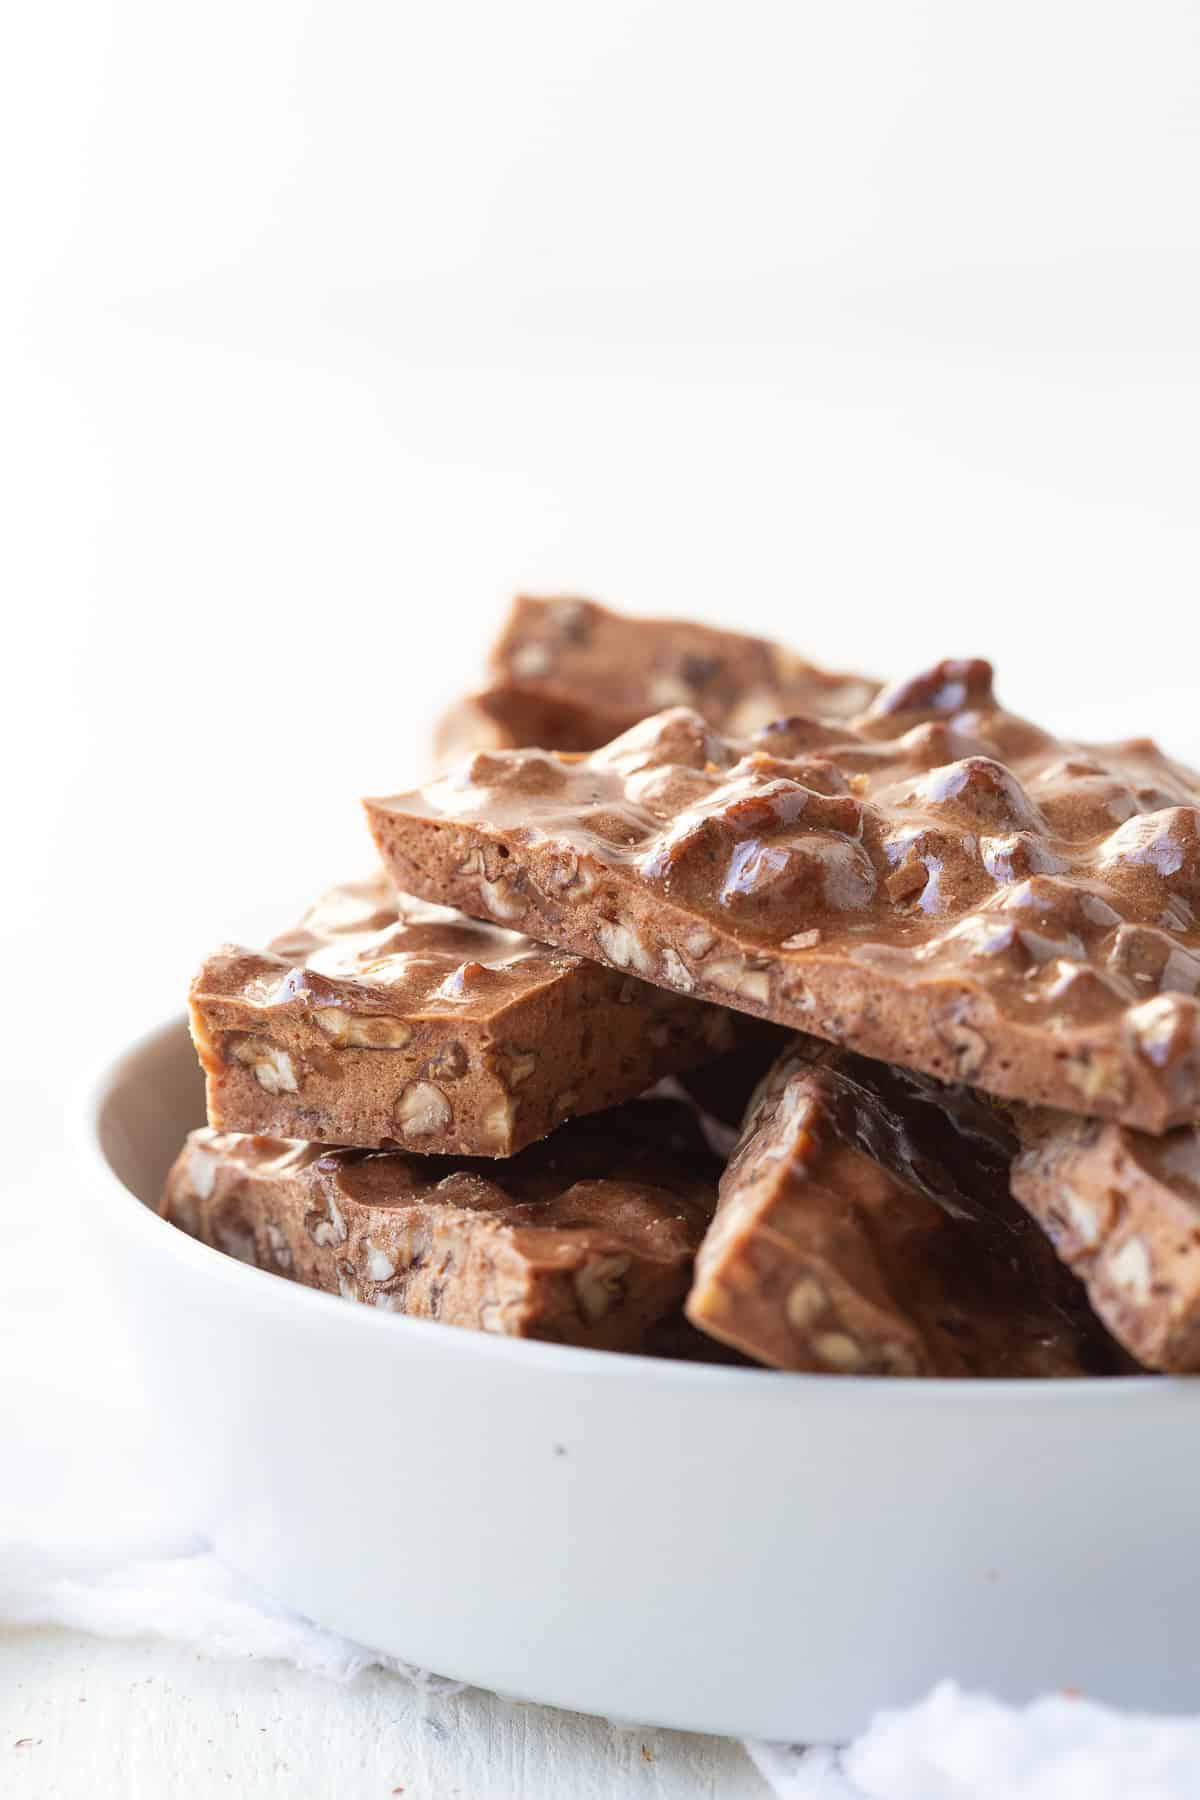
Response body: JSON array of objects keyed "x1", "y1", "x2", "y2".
[{"x1": 79, "y1": 1011, "x2": 1182, "y2": 1405}]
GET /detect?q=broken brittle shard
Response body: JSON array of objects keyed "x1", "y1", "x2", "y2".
[
  {"x1": 685, "y1": 1039, "x2": 1124, "y2": 1377},
  {"x1": 161, "y1": 1096, "x2": 719, "y2": 1353},
  {"x1": 1010, "y1": 1107, "x2": 1200, "y2": 1371},
  {"x1": 190, "y1": 873, "x2": 755, "y2": 1158},
  {"x1": 368, "y1": 660, "x2": 1200, "y2": 1130},
  {"x1": 434, "y1": 594, "x2": 879, "y2": 760}
]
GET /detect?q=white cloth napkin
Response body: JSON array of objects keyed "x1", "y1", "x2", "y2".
[
  {"x1": 0, "y1": 1533, "x2": 459, "y2": 1691},
  {"x1": 746, "y1": 1691, "x2": 1200, "y2": 1798}
]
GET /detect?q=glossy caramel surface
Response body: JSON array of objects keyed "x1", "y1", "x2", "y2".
[
  {"x1": 196, "y1": 874, "x2": 590, "y2": 1025},
  {"x1": 371, "y1": 660, "x2": 1200, "y2": 1126}
]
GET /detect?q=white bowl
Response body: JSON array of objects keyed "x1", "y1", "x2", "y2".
[{"x1": 85, "y1": 1017, "x2": 1200, "y2": 1740}]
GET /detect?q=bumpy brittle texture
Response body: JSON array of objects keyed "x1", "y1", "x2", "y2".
[
  {"x1": 1011, "y1": 1109, "x2": 1200, "y2": 1371},
  {"x1": 686, "y1": 1040, "x2": 1123, "y2": 1376},
  {"x1": 161, "y1": 1097, "x2": 719, "y2": 1352},
  {"x1": 367, "y1": 661, "x2": 1200, "y2": 1130},
  {"x1": 434, "y1": 594, "x2": 878, "y2": 761},
  {"x1": 190, "y1": 875, "x2": 748, "y2": 1157}
]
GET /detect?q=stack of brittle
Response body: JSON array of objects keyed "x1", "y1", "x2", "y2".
[{"x1": 163, "y1": 597, "x2": 1200, "y2": 1377}]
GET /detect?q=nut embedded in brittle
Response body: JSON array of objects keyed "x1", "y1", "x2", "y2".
[
  {"x1": 313, "y1": 1007, "x2": 413, "y2": 1048},
  {"x1": 395, "y1": 1081, "x2": 453, "y2": 1138},
  {"x1": 595, "y1": 918, "x2": 655, "y2": 975},
  {"x1": 232, "y1": 1037, "x2": 299, "y2": 1094}
]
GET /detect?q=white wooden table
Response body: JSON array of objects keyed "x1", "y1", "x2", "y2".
[{"x1": 0, "y1": 1629, "x2": 768, "y2": 1799}]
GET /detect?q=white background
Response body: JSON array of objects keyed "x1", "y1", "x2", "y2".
[
  {"x1": 2, "y1": 3, "x2": 1200, "y2": 1793},
  {"x1": 4, "y1": 0, "x2": 1200, "y2": 1044}
]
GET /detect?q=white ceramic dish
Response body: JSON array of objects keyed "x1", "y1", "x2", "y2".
[{"x1": 86, "y1": 1017, "x2": 1200, "y2": 1740}]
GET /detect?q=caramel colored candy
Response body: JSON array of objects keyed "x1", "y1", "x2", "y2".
[
  {"x1": 686, "y1": 1040, "x2": 1122, "y2": 1377},
  {"x1": 368, "y1": 663, "x2": 1200, "y2": 1130},
  {"x1": 190, "y1": 875, "x2": 751, "y2": 1156},
  {"x1": 161, "y1": 1097, "x2": 719, "y2": 1354},
  {"x1": 1011, "y1": 1109, "x2": 1200, "y2": 1371},
  {"x1": 434, "y1": 594, "x2": 878, "y2": 760}
]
